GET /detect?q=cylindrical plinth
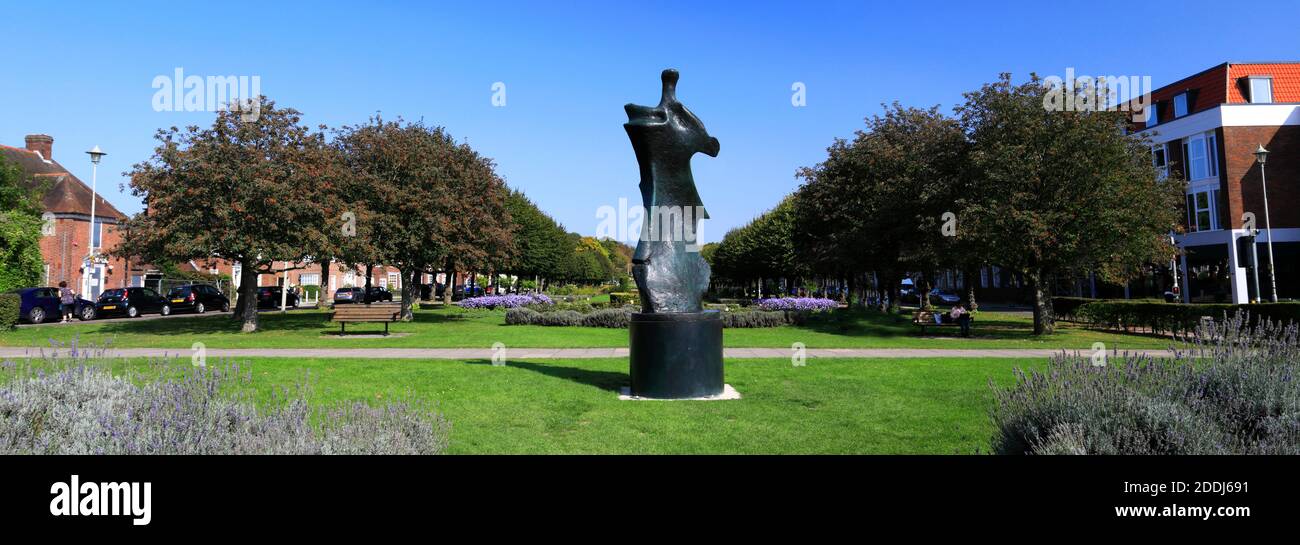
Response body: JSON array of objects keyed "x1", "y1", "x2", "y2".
[{"x1": 629, "y1": 311, "x2": 724, "y2": 398}]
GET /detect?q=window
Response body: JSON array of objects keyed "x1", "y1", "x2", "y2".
[
  {"x1": 1185, "y1": 132, "x2": 1217, "y2": 180},
  {"x1": 1186, "y1": 190, "x2": 1219, "y2": 232},
  {"x1": 1173, "y1": 92, "x2": 1189, "y2": 118},
  {"x1": 91, "y1": 221, "x2": 102, "y2": 249},
  {"x1": 1152, "y1": 144, "x2": 1168, "y2": 179},
  {"x1": 299, "y1": 273, "x2": 320, "y2": 286},
  {"x1": 43, "y1": 263, "x2": 50, "y2": 285},
  {"x1": 1248, "y1": 77, "x2": 1273, "y2": 104}
]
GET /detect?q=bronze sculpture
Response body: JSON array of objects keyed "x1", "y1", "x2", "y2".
[{"x1": 623, "y1": 69, "x2": 725, "y2": 399}]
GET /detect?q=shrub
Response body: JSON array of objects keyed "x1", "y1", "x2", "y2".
[
  {"x1": 610, "y1": 291, "x2": 640, "y2": 307},
  {"x1": 0, "y1": 343, "x2": 450, "y2": 454},
  {"x1": 538, "y1": 310, "x2": 584, "y2": 326},
  {"x1": 721, "y1": 310, "x2": 788, "y2": 328},
  {"x1": 0, "y1": 293, "x2": 19, "y2": 331},
  {"x1": 1050, "y1": 296, "x2": 1095, "y2": 323},
  {"x1": 1074, "y1": 300, "x2": 1300, "y2": 336},
  {"x1": 505, "y1": 307, "x2": 541, "y2": 325},
  {"x1": 990, "y1": 314, "x2": 1300, "y2": 455},
  {"x1": 582, "y1": 307, "x2": 634, "y2": 328},
  {"x1": 755, "y1": 297, "x2": 838, "y2": 312},
  {"x1": 458, "y1": 293, "x2": 553, "y2": 310}
]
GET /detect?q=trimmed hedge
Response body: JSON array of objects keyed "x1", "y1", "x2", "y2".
[
  {"x1": 1050, "y1": 297, "x2": 1096, "y2": 323},
  {"x1": 0, "y1": 293, "x2": 19, "y2": 331},
  {"x1": 504, "y1": 306, "x2": 797, "y2": 329},
  {"x1": 1074, "y1": 300, "x2": 1300, "y2": 335}
]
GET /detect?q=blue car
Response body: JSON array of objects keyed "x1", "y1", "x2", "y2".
[{"x1": 7, "y1": 287, "x2": 98, "y2": 324}]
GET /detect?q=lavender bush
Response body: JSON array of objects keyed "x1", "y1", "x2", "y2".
[
  {"x1": 0, "y1": 343, "x2": 449, "y2": 455},
  {"x1": 990, "y1": 314, "x2": 1300, "y2": 455},
  {"x1": 457, "y1": 293, "x2": 553, "y2": 310},
  {"x1": 755, "y1": 297, "x2": 839, "y2": 312}
]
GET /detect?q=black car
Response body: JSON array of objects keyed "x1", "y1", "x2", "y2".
[
  {"x1": 256, "y1": 286, "x2": 299, "y2": 309},
  {"x1": 166, "y1": 284, "x2": 230, "y2": 314},
  {"x1": 96, "y1": 287, "x2": 171, "y2": 318},
  {"x1": 333, "y1": 286, "x2": 393, "y2": 305}
]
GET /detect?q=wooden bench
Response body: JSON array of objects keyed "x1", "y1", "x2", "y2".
[
  {"x1": 912, "y1": 310, "x2": 971, "y2": 335},
  {"x1": 332, "y1": 304, "x2": 402, "y2": 335}
]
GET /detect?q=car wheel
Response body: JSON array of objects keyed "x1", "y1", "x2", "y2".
[
  {"x1": 127, "y1": 306, "x2": 140, "y2": 318},
  {"x1": 29, "y1": 307, "x2": 46, "y2": 324},
  {"x1": 221, "y1": 301, "x2": 230, "y2": 312},
  {"x1": 80, "y1": 306, "x2": 96, "y2": 321},
  {"x1": 196, "y1": 302, "x2": 206, "y2": 314},
  {"x1": 161, "y1": 305, "x2": 172, "y2": 316}
]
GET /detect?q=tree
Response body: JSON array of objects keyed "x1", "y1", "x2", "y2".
[
  {"x1": 117, "y1": 98, "x2": 343, "y2": 333},
  {"x1": 502, "y1": 189, "x2": 568, "y2": 285},
  {"x1": 0, "y1": 155, "x2": 44, "y2": 292},
  {"x1": 956, "y1": 74, "x2": 1184, "y2": 334}
]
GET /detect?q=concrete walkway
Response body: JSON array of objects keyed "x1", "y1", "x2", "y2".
[{"x1": 0, "y1": 346, "x2": 1177, "y2": 360}]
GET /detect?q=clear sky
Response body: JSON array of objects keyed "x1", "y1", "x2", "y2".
[{"x1": 3, "y1": 0, "x2": 1297, "y2": 244}]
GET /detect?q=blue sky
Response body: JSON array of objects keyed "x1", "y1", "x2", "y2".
[{"x1": 3, "y1": 0, "x2": 1298, "y2": 244}]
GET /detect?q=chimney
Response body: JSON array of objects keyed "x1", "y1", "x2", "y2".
[{"x1": 25, "y1": 134, "x2": 53, "y2": 161}]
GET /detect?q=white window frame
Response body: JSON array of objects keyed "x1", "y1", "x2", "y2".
[
  {"x1": 1187, "y1": 188, "x2": 1219, "y2": 232},
  {"x1": 1248, "y1": 77, "x2": 1273, "y2": 104},
  {"x1": 1186, "y1": 132, "x2": 1213, "y2": 181},
  {"x1": 1152, "y1": 143, "x2": 1169, "y2": 180}
]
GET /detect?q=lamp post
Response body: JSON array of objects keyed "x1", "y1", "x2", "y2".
[
  {"x1": 1255, "y1": 144, "x2": 1279, "y2": 302},
  {"x1": 84, "y1": 146, "x2": 106, "y2": 298}
]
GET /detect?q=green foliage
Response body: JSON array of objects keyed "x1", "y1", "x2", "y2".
[
  {"x1": 609, "y1": 291, "x2": 640, "y2": 307},
  {"x1": 1073, "y1": 300, "x2": 1300, "y2": 335},
  {"x1": 991, "y1": 316, "x2": 1300, "y2": 454},
  {"x1": 0, "y1": 155, "x2": 44, "y2": 292},
  {"x1": 720, "y1": 310, "x2": 788, "y2": 328},
  {"x1": 504, "y1": 189, "x2": 568, "y2": 278},
  {"x1": 711, "y1": 195, "x2": 801, "y2": 284},
  {"x1": 0, "y1": 293, "x2": 21, "y2": 331}
]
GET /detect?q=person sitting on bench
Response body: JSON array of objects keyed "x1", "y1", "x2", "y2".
[{"x1": 949, "y1": 302, "x2": 971, "y2": 337}]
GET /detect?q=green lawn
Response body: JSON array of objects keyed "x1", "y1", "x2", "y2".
[
  {"x1": 61, "y1": 355, "x2": 1045, "y2": 454},
  {"x1": 0, "y1": 306, "x2": 1176, "y2": 351}
]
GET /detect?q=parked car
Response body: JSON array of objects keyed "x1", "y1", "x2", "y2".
[
  {"x1": 166, "y1": 284, "x2": 230, "y2": 314},
  {"x1": 929, "y1": 289, "x2": 962, "y2": 305},
  {"x1": 7, "y1": 287, "x2": 97, "y2": 323},
  {"x1": 96, "y1": 287, "x2": 171, "y2": 318},
  {"x1": 333, "y1": 286, "x2": 393, "y2": 305},
  {"x1": 256, "y1": 286, "x2": 299, "y2": 309}
]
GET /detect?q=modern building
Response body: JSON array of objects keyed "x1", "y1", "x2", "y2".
[
  {"x1": 1, "y1": 135, "x2": 135, "y2": 300},
  {"x1": 1135, "y1": 62, "x2": 1299, "y2": 303}
]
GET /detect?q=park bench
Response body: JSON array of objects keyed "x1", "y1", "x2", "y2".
[
  {"x1": 912, "y1": 310, "x2": 971, "y2": 335},
  {"x1": 332, "y1": 303, "x2": 402, "y2": 336}
]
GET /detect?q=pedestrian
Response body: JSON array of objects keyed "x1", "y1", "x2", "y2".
[
  {"x1": 58, "y1": 281, "x2": 76, "y2": 323},
  {"x1": 950, "y1": 301, "x2": 971, "y2": 337}
]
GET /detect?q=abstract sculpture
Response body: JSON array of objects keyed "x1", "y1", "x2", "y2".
[{"x1": 623, "y1": 69, "x2": 726, "y2": 399}]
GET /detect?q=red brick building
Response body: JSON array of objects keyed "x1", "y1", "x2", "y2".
[
  {"x1": 2, "y1": 135, "x2": 136, "y2": 299},
  {"x1": 1135, "y1": 62, "x2": 1300, "y2": 303}
]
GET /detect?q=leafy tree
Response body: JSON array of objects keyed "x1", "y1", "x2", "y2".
[
  {"x1": 117, "y1": 98, "x2": 343, "y2": 332},
  {"x1": 956, "y1": 74, "x2": 1184, "y2": 334},
  {"x1": 0, "y1": 155, "x2": 45, "y2": 292},
  {"x1": 502, "y1": 189, "x2": 568, "y2": 284}
]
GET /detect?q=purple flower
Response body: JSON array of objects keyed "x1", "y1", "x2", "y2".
[
  {"x1": 457, "y1": 294, "x2": 554, "y2": 310},
  {"x1": 754, "y1": 297, "x2": 839, "y2": 312}
]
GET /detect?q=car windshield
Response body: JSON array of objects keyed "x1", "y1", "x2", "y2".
[{"x1": 168, "y1": 287, "x2": 188, "y2": 296}]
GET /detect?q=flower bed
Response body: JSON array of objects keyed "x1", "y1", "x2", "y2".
[
  {"x1": 754, "y1": 297, "x2": 839, "y2": 312},
  {"x1": 457, "y1": 293, "x2": 554, "y2": 310}
]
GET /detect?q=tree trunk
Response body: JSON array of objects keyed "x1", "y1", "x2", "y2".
[
  {"x1": 364, "y1": 264, "x2": 374, "y2": 304},
  {"x1": 1030, "y1": 270, "x2": 1055, "y2": 335},
  {"x1": 443, "y1": 263, "x2": 456, "y2": 306},
  {"x1": 237, "y1": 261, "x2": 260, "y2": 333},
  {"x1": 962, "y1": 266, "x2": 978, "y2": 311},
  {"x1": 885, "y1": 273, "x2": 901, "y2": 314},
  {"x1": 319, "y1": 259, "x2": 331, "y2": 307},
  {"x1": 400, "y1": 266, "x2": 420, "y2": 321},
  {"x1": 920, "y1": 273, "x2": 933, "y2": 310}
]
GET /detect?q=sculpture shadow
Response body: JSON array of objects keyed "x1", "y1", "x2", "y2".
[{"x1": 465, "y1": 359, "x2": 628, "y2": 393}]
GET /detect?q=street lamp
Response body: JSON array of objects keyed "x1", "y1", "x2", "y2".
[
  {"x1": 84, "y1": 146, "x2": 106, "y2": 298},
  {"x1": 1254, "y1": 144, "x2": 1279, "y2": 302}
]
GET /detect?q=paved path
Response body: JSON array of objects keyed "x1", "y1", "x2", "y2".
[{"x1": 0, "y1": 346, "x2": 1177, "y2": 360}]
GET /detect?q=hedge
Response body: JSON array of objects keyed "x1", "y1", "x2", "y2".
[
  {"x1": 0, "y1": 293, "x2": 19, "y2": 331},
  {"x1": 1073, "y1": 300, "x2": 1300, "y2": 335},
  {"x1": 609, "y1": 292, "x2": 640, "y2": 307}
]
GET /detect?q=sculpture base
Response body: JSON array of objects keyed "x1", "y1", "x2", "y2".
[
  {"x1": 628, "y1": 311, "x2": 724, "y2": 399},
  {"x1": 619, "y1": 384, "x2": 740, "y2": 401}
]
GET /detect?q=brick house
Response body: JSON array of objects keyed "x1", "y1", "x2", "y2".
[
  {"x1": 1135, "y1": 62, "x2": 1300, "y2": 303},
  {"x1": 2, "y1": 135, "x2": 137, "y2": 299}
]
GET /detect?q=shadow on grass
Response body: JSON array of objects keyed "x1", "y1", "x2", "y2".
[{"x1": 465, "y1": 359, "x2": 627, "y2": 392}]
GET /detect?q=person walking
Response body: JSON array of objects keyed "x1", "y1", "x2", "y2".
[
  {"x1": 950, "y1": 302, "x2": 972, "y2": 337},
  {"x1": 58, "y1": 281, "x2": 77, "y2": 323}
]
